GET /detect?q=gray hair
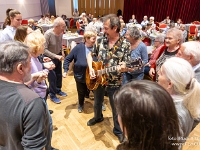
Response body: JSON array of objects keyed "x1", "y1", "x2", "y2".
[
  {"x1": 102, "y1": 14, "x2": 121, "y2": 33},
  {"x1": 166, "y1": 28, "x2": 184, "y2": 44},
  {"x1": 0, "y1": 41, "x2": 29, "y2": 73},
  {"x1": 155, "y1": 35, "x2": 165, "y2": 44},
  {"x1": 53, "y1": 17, "x2": 65, "y2": 27},
  {"x1": 181, "y1": 41, "x2": 200, "y2": 63},
  {"x1": 162, "y1": 57, "x2": 200, "y2": 119},
  {"x1": 127, "y1": 26, "x2": 140, "y2": 40}
]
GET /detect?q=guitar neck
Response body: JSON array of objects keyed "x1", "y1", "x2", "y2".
[{"x1": 97, "y1": 66, "x2": 117, "y2": 76}]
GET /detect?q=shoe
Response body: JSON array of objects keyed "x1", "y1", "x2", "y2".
[
  {"x1": 56, "y1": 91, "x2": 67, "y2": 97},
  {"x1": 50, "y1": 95, "x2": 61, "y2": 104},
  {"x1": 87, "y1": 117, "x2": 104, "y2": 126},
  {"x1": 115, "y1": 134, "x2": 126, "y2": 143},
  {"x1": 78, "y1": 105, "x2": 83, "y2": 113},
  {"x1": 49, "y1": 110, "x2": 53, "y2": 114},
  {"x1": 102, "y1": 104, "x2": 106, "y2": 111}
]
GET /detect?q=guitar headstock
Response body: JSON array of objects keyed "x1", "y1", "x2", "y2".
[{"x1": 126, "y1": 58, "x2": 143, "y2": 69}]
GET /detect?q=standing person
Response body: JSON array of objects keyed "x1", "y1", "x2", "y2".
[
  {"x1": 0, "y1": 41, "x2": 50, "y2": 150},
  {"x1": 87, "y1": 14, "x2": 130, "y2": 143},
  {"x1": 149, "y1": 28, "x2": 183, "y2": 81},
  {"x1": 63, "y1": 25, "x2": 96, "y2": 113},
  {"x1": 123, "y1": 26, "x2": 148, "y2": 84},
  {"x1": 114, "y1": 80, "x2": 180, "y2": 150},
  {"x1": 0, "y1": 9, "x2": 22, "y2": 42},
  {"x1": 24, "y1": 31, "x2": 57, "y2": 150},
  {"x1": 158, "y1": 57, "x2": 200, "y2": 140},
  {"x1": 43, "y1": 17, "x2": 67, "y2": 104},
  {"x1": 176, "y1": 41, "x2": 200, "y2": 82}
]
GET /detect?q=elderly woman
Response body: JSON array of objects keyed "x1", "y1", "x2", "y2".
[
  {"x1": 149, "y1": 28, "x2": 183, "y2": 81},
  {"x1": 0, "y1": 9, "x2": 22, "y2": 42},
  {"x1": 114, "y1": 80, "x2": 180, "y2": 150},
  {"x1": 144, "y1": 35, "x2": 165, "y2": 80},
  {"x1": 63, "y1": 25, "x2": 97, "y2": 113},
  {"x1": 123, "y1": 26, "x2": 148, "y2": 84},
  {"x1": 158, "y1": 57, "x2": 200, "y2": 141}
]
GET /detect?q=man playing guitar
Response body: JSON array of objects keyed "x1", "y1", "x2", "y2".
[{"x1": 87, "y1": 14, "x2": 131, "y2": 143}]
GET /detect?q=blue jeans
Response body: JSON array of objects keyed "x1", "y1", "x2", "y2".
[
  {"x1": 107, "y1": 86, "x2": 123, "y2": 135},
  {"x1": 122, "y1": 72, "x2": 144, "y2": 85}
]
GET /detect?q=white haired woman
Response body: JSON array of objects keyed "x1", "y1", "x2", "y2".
[
  {"x1": 63, "y1": 25, "x2": 96, "y2": 113},
  {"x1": 158, "y1": 57, "x2": 200, "y2": 141}
]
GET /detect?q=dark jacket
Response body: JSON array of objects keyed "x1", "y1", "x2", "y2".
[{"x1": 63, "y1": 42, "x2": 88, "y2": 83}]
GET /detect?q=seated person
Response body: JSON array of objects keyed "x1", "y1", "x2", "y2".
[
  {"x1": 114, "y1": 80, "x2": 180, "y2": 150},
  {"x1": 140, "y1": 25, "x2": 148, "y2": 38},
  {"x1": 175, "y1": 18, "x2": 182, "y2": 28},
  {"x1": 179, "y1": 24, "x2": 187, "y2": 42},
  {"x1": 144, "y1": 35, "x2": 165, "y2": 76},
  {"x1": 38, "y1": 15, "x2": 45, "y2": 24},
  {"x1": 50, "y1": 15, "x2": 55, "y2": 24},
  {"x1": 149, "y1": 16, "x2": 156, "y2": 29},
  {"x1": 161, "y1": 16, "x2": 171, "y2": 25},
  {"x1": 73, "y1": 8, "x2": 79, "y2": 17},
  {"x1": 141, "y1": 15, "x2": 149, "y2": 26},
  {"x1": 129, "y1": 14, "x2": 138, "y2": 24}
]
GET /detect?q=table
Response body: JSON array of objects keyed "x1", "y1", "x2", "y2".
[
  {"x1": 62, "y1": 34, "x2": 83, "y2": 48},
  {"x1": 40, "y1": 24, "x2": 53, "y2": 32},
  {"x1": 126, "y1": 23, "x2": 142, "y2": 29},
  {"x1": 185, "y1": 24, "x2": 200, "y2": 31}
]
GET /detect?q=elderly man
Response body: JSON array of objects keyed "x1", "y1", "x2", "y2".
[
  {"x1": 176, "y1": 41, "x2": 200, "y2": 82},
  {"x1": 44, "y1": 17, "x2": 67, "y2": 104},
  {"x1": 0, "y1": 41, "x2": 50, "y2": 150},
  {"x1": 87, "y1": 14, "x2": 130, "y2": 143},
  {"x1": 141, "y1": 15, "x2": 149, "y2": 26}
]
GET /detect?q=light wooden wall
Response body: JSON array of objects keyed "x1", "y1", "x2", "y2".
[{"x1": 77, "y1": 0, "x2": 124, "y2": 18}]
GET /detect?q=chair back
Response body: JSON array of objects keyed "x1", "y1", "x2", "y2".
[
  {"x1": 154, "y1": 22, "x2": 160, "y2": 31},
  {"x1": 69, "y1": 18, "x2": 74, "y2": 28},
  {"x1": 76, "y1": 21, "x2": 81, "y2": 30},
  {"x1": 193, "y1": 21, "x2": 200, "y2": 25},
  {"x1": 159, "y1": 24, "x2": 167, "y2": 28},
  {"x1": 189, "y1": 25, "x2": 197, "y2": 34},
  {"x1": 142, "y1": 37, "x2": 151, "y2": 46},
  {"x1": 21, "y1": 20, "x2": 28, "y2": 25}
]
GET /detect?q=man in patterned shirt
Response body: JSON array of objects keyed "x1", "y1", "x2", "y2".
[{"x1": 87, "y1": 14, "x2": 130, "y2": 143}]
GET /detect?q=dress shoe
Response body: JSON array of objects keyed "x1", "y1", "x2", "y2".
[
  {"x1": 51, "y1": 147, "x2": 59, "y2": 150},
  {"x1": 49, "y1": 110, "x2": 53, "y2": 114},
  {"x1": 87, "y1": 117, "x2": 104, "y2": 126},
  {"x1": 116, "y1": 134, "x2": 125, "y2": 143},
  {"x1": 78, "y1": 105, "x2": 84, "y2": 113}
]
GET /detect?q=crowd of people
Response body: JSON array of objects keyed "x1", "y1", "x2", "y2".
[{"x1": 1, "y1": 7, "x2": 200, "y2": 150}]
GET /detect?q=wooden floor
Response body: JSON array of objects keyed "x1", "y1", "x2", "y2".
[
  {"x1": 47, "y1": 75, "x2": 119, "y2": 150},
  {"x1": 47, "y1": 74, "x2": 200, "y2": 150}
]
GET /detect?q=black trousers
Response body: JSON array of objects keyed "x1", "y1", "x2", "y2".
[
  {"x1": 48, "y1": 58, "x2": 62, "y2": 96},
  {"x1": 75, "y1": 80, "x2": 90, "y2": 106}
]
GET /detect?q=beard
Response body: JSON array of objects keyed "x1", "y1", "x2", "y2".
[{"x1": 23, "y1": 68, "x2": 32, "y2": 83}]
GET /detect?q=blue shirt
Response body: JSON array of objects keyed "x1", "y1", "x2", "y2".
[
  {"x1": 0, "y1": 26, "x2": 16, "y2": 43},
  {"x1": 130, "y1": 41, "x2": 148, "y2": 74}
]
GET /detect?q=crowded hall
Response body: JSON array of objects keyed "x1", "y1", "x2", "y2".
[{"x1": 1, "y1": 0, "x2": 200, "y2": 150}]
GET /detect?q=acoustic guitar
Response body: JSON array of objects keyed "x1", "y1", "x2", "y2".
[{"x1": 86, "y1": 58, "x2": 143, "y2": 90}]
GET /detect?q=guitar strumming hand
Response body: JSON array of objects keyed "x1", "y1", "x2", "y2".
[{"x1": 89, "y1": 68, "x2": 96, "y2": 79}]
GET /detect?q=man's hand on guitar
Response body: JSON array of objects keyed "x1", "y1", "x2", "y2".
[
  {"x1": 89, "y1": 68, "x2": 96, "y2": 79},
  {"x1": 118, "y1": 62, "x2": 128, "y2": 72}
]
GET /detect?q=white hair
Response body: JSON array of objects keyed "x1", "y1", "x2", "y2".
[
  {"x1": 181, "y1": 41, "x2": 200, "y2": 63},
  {"x1": 53, "y1": 17, "x2": 64, "y2": 27},
  {"x1": 150, "y1": 16, "x2": 154, "y2": 20},
  {"x1": 167, "y1": 28, "x2": 184, "y2": 44},
  {"x1": 163, "y1": 57, "x2": 200, "y2": 119}
]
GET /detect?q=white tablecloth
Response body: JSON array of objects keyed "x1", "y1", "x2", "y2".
[
  {"x1": 126, "y1": 23, "x2": 142, "y2": 29},
  {"x1": 40, "y1": 24, "x2": 53, "y2": 32},
  {"x1": 62, "y1": 34, "x2": 83, "y2": 48}
]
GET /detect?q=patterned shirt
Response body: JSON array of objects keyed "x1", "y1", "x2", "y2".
[{"x1": 91, "y1": 35, "x2": 130, "y2": 86}]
